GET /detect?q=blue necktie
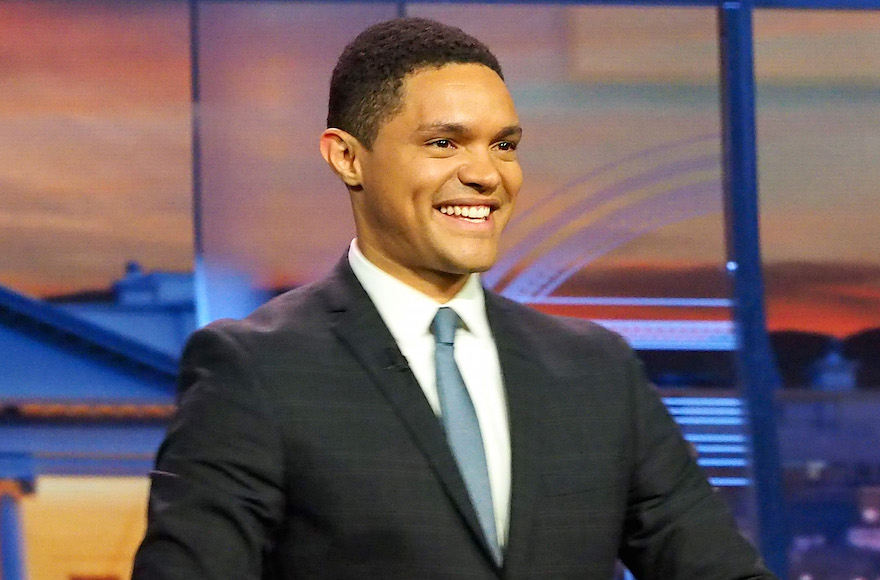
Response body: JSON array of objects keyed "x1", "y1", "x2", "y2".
[{"x1": 431, "y1": 307, "x2": 501, "y2": 563}]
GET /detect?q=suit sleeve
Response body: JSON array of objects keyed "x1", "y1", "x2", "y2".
[
  {"x1": 132, "y1": 325, "x2": 286, "y2": 579},
  {"x1": 616, "y1": 343, "x2": 778, "y2": 580}
]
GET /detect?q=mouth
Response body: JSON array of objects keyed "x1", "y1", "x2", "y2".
[{"x1": 436, "y1": 204, "x2": 494, "y2": 223}]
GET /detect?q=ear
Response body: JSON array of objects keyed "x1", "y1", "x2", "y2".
[{"x1": 320, "y1": 128, "x2": 365, "y2": 190}]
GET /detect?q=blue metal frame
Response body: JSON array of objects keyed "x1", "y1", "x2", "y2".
[
  {"x1": 190, "y1": 0, "x2": 213, "y2": 328},
  {"x1": 244, "y1": 0, "x2": 880, "y2": 6},
  {"x1": 0, "y1": 421, "x2": 167, "y2": 470},
  {"x1": 0, "y1": 451, "x2": 32, "y2": 580},
  {"x1": 757, "y1": 0, "x2": 880, "y2": 6},
  {"x1": 718, "y1": 2, "x2": 789, "y2": 575},
  {"x1": 0, "y1": 285, "x2": 178, "y2": 379},
  {"x1": 0, "y1": 490, "x2": 26, "y2": 580}
]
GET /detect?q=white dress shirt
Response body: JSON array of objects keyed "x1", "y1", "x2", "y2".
[{"x1": 348, "y1": 240, "x2": 511, "y2": 548}]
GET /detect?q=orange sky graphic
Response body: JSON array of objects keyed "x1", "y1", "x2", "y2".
[{"x1": 1, "y1": 3, "x2": 879, "y2": 341}]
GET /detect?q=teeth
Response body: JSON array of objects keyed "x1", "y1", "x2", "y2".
[{"x1": 439, "y1": 205, "x2": 491, "y2": 220}]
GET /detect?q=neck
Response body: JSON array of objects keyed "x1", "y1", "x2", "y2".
[
  {"x1": 356, "y1": 244, "x2": 472, "y2": 303},
  {"x1": 412, "y1": 271, "x2": 471, "y2": 303}
]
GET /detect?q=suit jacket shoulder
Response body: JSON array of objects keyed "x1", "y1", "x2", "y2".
[{"x1": 484, "y1": 289, "x2": 640, "y2": 378}]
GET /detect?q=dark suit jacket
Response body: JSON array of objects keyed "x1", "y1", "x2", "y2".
[{"x1": 133, "y1": 258, "x2": 776, "y2": 579}]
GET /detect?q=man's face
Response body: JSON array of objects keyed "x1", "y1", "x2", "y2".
[{"x1": 351, "y1": 63, "x2": 522, "y2": 296}]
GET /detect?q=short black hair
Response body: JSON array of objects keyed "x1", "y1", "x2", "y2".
[{"x1": 327, "y1": 17, "x2": 504, "y2": 149}]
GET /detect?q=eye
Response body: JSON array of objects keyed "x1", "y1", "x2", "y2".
[
  {"x1": 496, "y1": 141, "x2": 517, "y2": 151},
  {"x1": 429, "y1": 139, "x2": 453, "y2": 149}
]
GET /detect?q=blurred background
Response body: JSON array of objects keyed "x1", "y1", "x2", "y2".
[{"x1": 1, "y1": 2, "x2": 879, "y2": 578}]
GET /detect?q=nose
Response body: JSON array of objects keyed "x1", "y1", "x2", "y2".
[{"x1": 457, "y1": 148, "x2": 501, "y2": 194}]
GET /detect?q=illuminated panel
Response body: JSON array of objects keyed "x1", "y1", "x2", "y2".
[
  {"x1": 596, "y1": 319, "x2": 736, "y2": 351},
  {"x1": 665, "y1": 396, "x2": 753, "y2": 488}
]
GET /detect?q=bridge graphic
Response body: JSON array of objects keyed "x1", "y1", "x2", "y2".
[{"x1": 484, "y1": 133, "x2": 736, "y2": 351}]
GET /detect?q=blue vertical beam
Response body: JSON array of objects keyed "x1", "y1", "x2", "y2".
[
  {"x1": 0, "y1": 484, "x2": 26, "y2": 580},
  {"x1": 717, "y1": 2, "x2": 789, "y2": 576},
  {"x1": 190, "y1": 0, "x2": 211, "y2": 328},
  {"x1": 186, "y1": 0, "x2": 269, "y2": 325}
]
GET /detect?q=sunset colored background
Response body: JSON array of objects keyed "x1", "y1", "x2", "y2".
[
  {"x1": 3, "y1": 3, "x2": 880, "y2": 578},
  {"x1": 1, "y1": 2, "x2": 878, "y2": 340}
]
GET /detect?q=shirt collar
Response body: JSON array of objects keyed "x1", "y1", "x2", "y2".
[{"x1": 347, "y1": 239, "x2": 491, "y2": 342}]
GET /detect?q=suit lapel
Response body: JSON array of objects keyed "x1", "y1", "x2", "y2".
[
  {"x1": 320, "y1": 259, "x2": 500, "y2": 567},
  {"x1": 485, "y1": 294, "x2": 546, "y2": 576}
]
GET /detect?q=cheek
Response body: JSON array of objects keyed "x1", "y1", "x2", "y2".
[
  {"x1": 503, "y1": 163, "x2": 523, "y2": 193},
  {"x1": 411, "y1": 157, "x2": 462, "y2": 188},
  {"x1": 375, "y1": 165, "x2": 436, "y2": 202}
]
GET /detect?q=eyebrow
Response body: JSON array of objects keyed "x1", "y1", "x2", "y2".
[
  {"x1": 496, "y1": 125, "x2": 523, "y2": 141},
  {"x1": 416, "y1": 122, "x2": 522, "y2": 141}
]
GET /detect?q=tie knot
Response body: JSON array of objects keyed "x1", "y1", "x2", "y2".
[{"x1": 431, "y1": 307, "x2": 460, "y2": 345}]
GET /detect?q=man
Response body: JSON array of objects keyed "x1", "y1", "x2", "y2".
[{"x1": 133, "y1": 17, "x2": 777, "y2": 579}]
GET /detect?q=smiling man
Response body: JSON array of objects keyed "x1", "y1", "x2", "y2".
[
  {"x1": 133, "y1": 17, "x2": 777, "y2": 580},
  {"x1": 321, "y1": 61, "x2": 521, "y2": 300}
]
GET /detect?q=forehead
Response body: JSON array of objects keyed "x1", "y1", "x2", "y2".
[{"x1": 394, "y1": 63, "x2": 518, "y2": 127}]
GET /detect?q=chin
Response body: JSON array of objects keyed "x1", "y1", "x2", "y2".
[
  {"x1": 466, "y1": 262, "x2": 494, "y2": 274},
  {"x1": 438, "y1": 245, "x2": 499, "y2": 275},
  {"x1": 448, "y1": 256, "x2": 497, "y2": 275}
]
